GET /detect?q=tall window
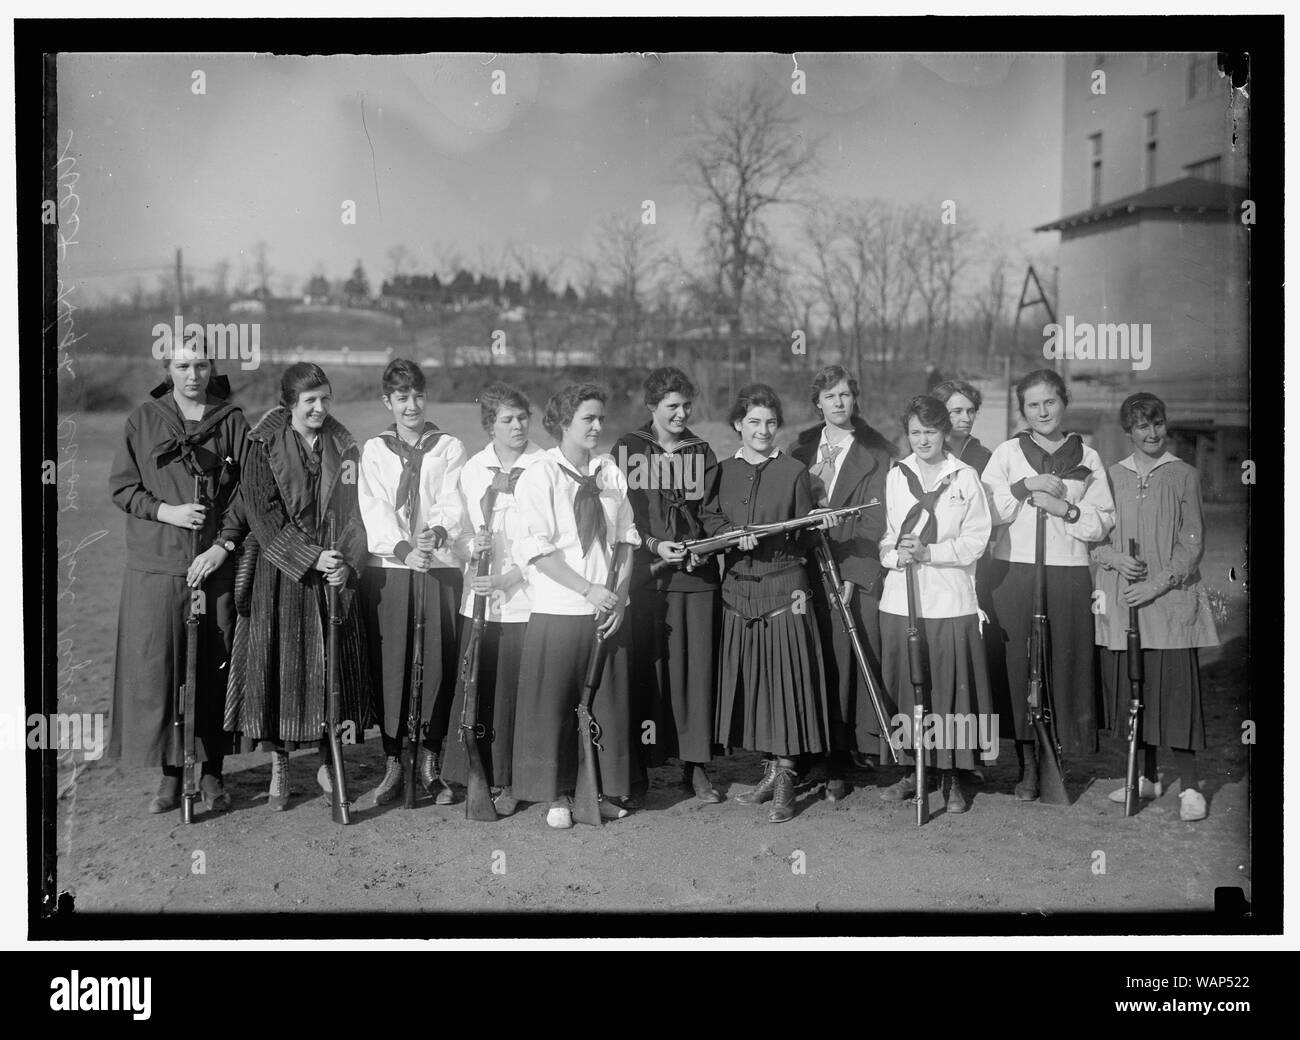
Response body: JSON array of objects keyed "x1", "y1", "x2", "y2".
[
  {"x1": 1184, "y1": 155, "x2": 1222, "y2": 182},
  {"x1": 1088, "y1": 132, "x2": 1103, "y2": 207},
  {"x1": 1144, "y1": 111, "x2": 1158, "y2": 189},
  {"x1": 1187, "y1": 53, "x2": 1217, "y2": 101}
]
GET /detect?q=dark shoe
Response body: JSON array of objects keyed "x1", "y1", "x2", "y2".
[
  {"x1": 200, "y1": 774, "x2": 231, "y2": 813},
  {"x1": 879, "y1": 773, "x2": 917, "y2": 802},
  {"x1": 149, "y1": 774, "x2": 180, "y2": 814},
  {"x1": 767, "y1": 768, "x2": 797, "y2": 823},
  {"x1": 851, "y1": 752, "x2": 875, "y2": 771},
  {"x1": 374, "y1": 755, "x2": 404, "y2": 805},
  {"x1": 682, "y1": 764, "x2": 723, "y2": 803},
  {"x1": 1015, "y1": 754, "x2": 1040, "y2": 802},
  {"x1": 735, "y1": 757, "x2": 778, "y2": 805},
  {"x1": 417, "y1": 746, "x2": 437, "y2": 793},
  {"x1": 945, "y1": 771, "x2": 969, "y2": 814},
  {"x1": 825, "y1": 777, "x2": 848, "y2": 801},
  {"x1": 492, "y1": 786, "x2": 518, "y2": 817}
]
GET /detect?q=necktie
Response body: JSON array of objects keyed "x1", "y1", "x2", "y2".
[
  {"x1": 897, "y1": 463, "x2": 957, "y2": 545},
  {"x1": 381, "y1": 425, "x2": 443, "y2": 524},
  {"x1": 481, "y1": 466, "x2": 524, "y2": 522},
  {"x1": 1016, "y1": 431, "x2": 1091, "y2": 481},
  {"x1": 810, "y1": 441, "x2": 842, "y2": 505},
  {"x1": 557, "y1": 463, "x2": 607, "y2": 557}
]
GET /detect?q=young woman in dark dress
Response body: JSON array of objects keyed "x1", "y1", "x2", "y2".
[
  {"x1": 108, "y1": 349, "x2": 248, "y2": 813},
  {"x1": 613, "y1": 367, "x2": 723, "y2": 804},
  {"x1": 225, "y1": 363, "x2": 375, "y2": 811},
  {"x1": 699, "y1": 384, "x2": 837, "y2": 824}
]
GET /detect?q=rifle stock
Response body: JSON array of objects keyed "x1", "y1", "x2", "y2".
[
  {"x1": 904, "y1": 561, "x2": 928, "y2": 826},
  {"x1": 325, "y1": 514, "x2": 352, "y2": 824},
  {"x1": 574, "y1": 542, "x2": 629, "y2": 827},
  {"x1": 179, "y1": 473, "x2": 202, "y2": 824},
  {"x1": 459, "y1": 527, "x2": 498, "y2": 822},
  {"x1": 403, "y1": 554, "x2": 427, "y2": 811},
  {"x1": 1124, "y1": 537, "x2": 1145, "y2": 817},
  {"x1": 1028, "y1": 507, "x2": 1069, "y2": 805}
]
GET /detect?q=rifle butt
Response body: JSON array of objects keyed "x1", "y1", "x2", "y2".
[
  {"x1": 463, "y1": 744, "x2": 497, "y2": 822},
  {"x1": 913, "y1": 700, "x2": 928, "y2": 826},
  {"x1": 1032, "y1": 714, "x2": 1070, "y2": 805},
  {"x1": 573, "y1": 704, "x2": 603, "y2": 827}
]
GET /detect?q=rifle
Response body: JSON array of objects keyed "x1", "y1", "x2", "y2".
[
  {"x1": 175, "y1": 473, "x2": 202, "y2": 824},
  {"x1": 904, "y1": 558, "x2": 928, "y2": 826},
  {"x1": 657, "y1": 500, "x2": 880, "y2": 574},
  {"x1": 574, "y1": 542, "x2": 631, "y2": 827},
  {"x1": 403, "y1": 537, "x2": 427, "y2": 811},
  {"x1": 1028, "y1": 506, "x2": 1070, "y2": 805},
  {"x1": 458, "y1": 523, "x2": 498, "y2": 822},
  {"x1": 1123, "y1": 537, "x2": 1145, "y2": 817},
  {"x1": 811, "y1": 530, "x2": 899, "y2": 765},
  {"x1": 324, "y1": 512, "x2": 352, "y2": 825}
]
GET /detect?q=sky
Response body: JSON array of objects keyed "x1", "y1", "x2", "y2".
[{"x1": 57, "y1": 52, "x2": 1065, "y2": 304}]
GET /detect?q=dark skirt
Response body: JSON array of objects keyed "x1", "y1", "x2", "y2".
[
  {"x1": 628, "y1": 587, "x2": 720, "y2": 765},
  {"x1": 1100, "y1": 647, "x2": 1206, "y2": 751},
  {"x1": 441, "y1": 619, "x2": 527, "y2": 787},
  {"x1": 985, "y1": 559, "x2": 1099, "y2": 755},
  {"x1": 810, "y1": 578, "x2": 885, "y2": 751},
  {"x1": 511, "y1": 613, "x2": 638, "y2": 803},
  {"x1": 878, "y1": 612, "x2": 996, "y2": 770},
  {"x1": 359, "y1": 566, "x2": 463, "y2": 751},
  {"x1": 716, "y1": 569, "x2": 829, "y2": 757},
  {"x1": 109, "y1": 566, "x2": 238, "y2": 767}
]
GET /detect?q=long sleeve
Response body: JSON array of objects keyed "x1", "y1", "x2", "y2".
[
  {"x1": 793, "y1": 466, "x2": 820, "y2": 550},
  {"x1": 109, "y1": 413, "x2": 164, "y2": 521},
  {"x1": 926, "y1": 470, "x2": 992, "y2": 567},
  {"x1": 982, "y1": 440, "x2": 1024, "y2": 527},
  {"x1": 1159, "y1": 468, "x2": 1206, "y2": 587},
  {"x1": 1067, "y1": 451, "x2": 1115, "y2": 544},
  {"x1": 244, "y1": 444, "x2": 321, "y2": 582},
  {"x1": 424, "y1": 436, "x2": 467, "y2": 538},
  {"x1": 698, "y1": 462, "x2": 733, "y2": 538},
  {"x1": 1089, "y1": 469, "x2": 1122, "y2": 570},
  {"x1": 879, "y1": 469, "x2": 902, "y2": 571},
  {"x1": 216, "y1": 412, "x2": 252, "y2": 546},
  {"x1": 357, "y1": 440, "x2": 407, "y2": 559},
  {"x1": 613, "y1": 474, "x2": 641, "y2": 548},
  {"x1": 513, "y1": 464, "x2": 560, "y2": 568}
]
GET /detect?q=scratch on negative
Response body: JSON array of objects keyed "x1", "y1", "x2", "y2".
[{"x1": 359, "y1": 93, "x2": 382, "y2": 220}]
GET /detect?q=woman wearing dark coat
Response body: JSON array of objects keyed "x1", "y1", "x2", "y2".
[
  {"x1": 791, "y1": 364, "x2": 894, "y2": 797},
  {"x1": 225, "y1": 363, "x2": 375, "y2": 811},
  {"x1": 613, "y1": 366, "x2": 723, "y2": 803},
  {"x1": 108, "y1": 352, "x2": 248, "y2": 814}
]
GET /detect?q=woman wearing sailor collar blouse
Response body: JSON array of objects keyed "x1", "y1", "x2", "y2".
[
  {"x1": 510, "y1": 383, "x2": 642, "y2": 830},
  {"x1": 983, "y1": 369, "x2": 1115, "y2": 801}
]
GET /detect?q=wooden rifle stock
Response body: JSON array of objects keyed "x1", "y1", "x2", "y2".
[
  {"x1": 1028, "y1": 506, "x2": 1069, "y2": 805},
  {"x1": 1124, "y1": 537, "x2": 1145, "y2": 817},
  {"x1": 574, "y1": 543, "x2": 629, "y2": 827},
  {"x1": 458, "y1": 525, "x2": 498, "y2": 822},
  {"x1": 403, "y1": 547, "x2": 427, "y2": 810},
  {"x1": 324, "y1": 513, "x2": 352, "y2": 824},
  {"x1": 177, "y1": 473, "x2": 202, "y2": 824},
  {"x1": 904, "y1": 560, "x2": 928, "y2": 826}
]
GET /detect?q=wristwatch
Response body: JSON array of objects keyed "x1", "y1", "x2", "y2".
[
  {"x1": 1063, "y1": 504, "x2": 1081, "y2": 524},
  {"x1": 218, "y1": 538, "x2": 237, "y2": 553}
]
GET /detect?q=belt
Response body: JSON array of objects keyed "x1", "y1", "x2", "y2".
[
  {"x1": 728, "y1": 561, "x2": 805, "y2": 584},
  {"x1": 725, "y1": 601, "x2": 795, "y2": 628}
]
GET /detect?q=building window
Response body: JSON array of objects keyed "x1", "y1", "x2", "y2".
[
  {"x1": 1144, "y1": 111, "x2": 1158, "y2": 188},
  {"x1": 1088, "y1": 132, "x2": 1103, "y2": 207},
  {"x1": 1187, "y1": 53, "x2": 1217, "y2": 101},
  {"x1": 1184, "y1": 155, "x2": 1222, "y2": 182}
]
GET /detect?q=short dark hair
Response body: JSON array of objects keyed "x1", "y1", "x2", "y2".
[
  {"x1": 809, "y1": 364, "x2": 860, "y2": 413},
  {"x1": 1119, "y1": 391, "x2": 1167, "y2": 433},
  {"x1": 279, "y1": 362, "x2": 331, "y2": 410},
  {"x1": 729, "y1": 383, "x2": 784, "y2": 429},
  {"x1": 382, "y1": 357, "x2": 426, "y2": 397},
  {"x1": 543, "y1": 382, "x2": 606, "y2": 441},
  {"x1": 1015, "y1": 368, "x2": 1070, "y2": 416},
  {"x1": 478, "y1": 381, "x2": 532, "y2": 432},
  {"x1": 900, "y1": 394, "x2": 953, "y2": 439},
  {"x1": 643, "y1": 366, "x2": 697, "y2": 408},
  {"x1": 931, "y1": 379, "x2": 982, "y2": 413}
]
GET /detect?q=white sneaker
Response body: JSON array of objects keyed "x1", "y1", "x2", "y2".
[
  {"x1": 598, "y1": 799, "x2": 629, "y2": 820},
  {"x1": 546, "y1": 806, "x2": 574, "y2": 829},
  {"x1": 1179, "y1": 788, "x2": 1208, "y2": 821},
  {"x1": 317, "y1": 764, "x2": 333, "y2": 796},
  {"x1": 1108, "y1": 776, "x2": 1162, "y2": 803}
]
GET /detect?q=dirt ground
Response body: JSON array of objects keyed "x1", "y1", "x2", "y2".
[{"x1": 51, "y1": 403, "x2": 1252, "y2": 918}]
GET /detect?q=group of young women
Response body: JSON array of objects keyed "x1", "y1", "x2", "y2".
[{"x1": 108, "y1": 352, "x2": 1221, "y2": 828}]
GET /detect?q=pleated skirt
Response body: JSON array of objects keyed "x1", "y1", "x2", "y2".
[
  {"x1": 810, "y1": 580, "x2": 886, "y2": 751},
  {"x1": 510, "y1": 613, "x2": 638, "y2": 803},
  {"x1": 1100, "y1": 647, "x2": 1206, "y2": 751},
  {"x1": 878, "y1": 612, "x2": 995, "y2": 770},
  {"x1": 985, "y1": 560, "x2": 1100, "y2": 755},
  {"x1": 628, "y1": 587, "x2": 721, "y2": 765},
  {"x1": 441, "y1": 619, "x2": 527, "y2": 787},
  {"x1": 359, "y1": 566, "x2": 463, "y2": 749},
  {"x1": 109, "y1": 566, "x2": 238, "y2": 767},
  {"x1": 715, "y1": 573, "x2": 829, "y2": 758}
]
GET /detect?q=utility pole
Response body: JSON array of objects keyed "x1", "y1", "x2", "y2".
[{"x1": 174, "y1": 247, "x2": 185, "y2": 313}]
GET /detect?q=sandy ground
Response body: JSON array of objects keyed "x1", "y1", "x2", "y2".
[{"x1": 51, "y1": 403, "x2": 1252, "y2": 916}]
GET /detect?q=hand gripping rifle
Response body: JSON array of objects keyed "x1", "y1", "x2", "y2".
[
  {"x1": 811, "y1": 530, "x2": 899, "y2": 766},
  {"x1": 1028, "y1": 506, "x2": 1070, "y2": 805},
  {"x1": 458, "y1": 521, "x2": 499, "y2": 822},
  {"x1": 904, "y1": 556, "x2": 928, "y2": 826},
  {"x1": 324, "y1": 512, "x2": 352, "y2": 824},
  {"x1": 174, "y1": 473, "x2": 203, "y2": 824},
  {"x1": 574, "y1": 542, "x2": 631, "y2": 827},
  {"x1": 1123, "y1": 538, "x2": 1145, "y2": 817},
  {"x1": 667, "y1": 500, "x2": 880, "y2": 572}
]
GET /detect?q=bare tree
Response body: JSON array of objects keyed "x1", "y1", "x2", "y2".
[
  {"x1": 386, "y1": 243, "x2": 413, "y2": 282},
  {"x1": 972, "y1": 251, "x2": 1009, "y2": 368},
  {"x1": 681, "y1": 82, "x2": 820, "y2": 394},
  {"x1": 905, "y1": 210, "x2": 971, "y2": 367},
  {"x1": 254, "y1": 241, "x2": 272, "y2": 298},
  {"x1": 587, "y1": 212, "x2": 665, "y2": 368}
]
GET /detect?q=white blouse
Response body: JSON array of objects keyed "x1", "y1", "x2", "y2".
[
  {"x1": 513, "y1": 447, "x2": 641, "y2": 616},
  {"x1": 358, "y1": 431, "x2": 467, "y2": 570},
  {"x1": 452, "y1": 441, "x2": 547, "y2": 623},
  {"x1": 880, "y1": 454, "x2": 992, "y2": 619},
  {"x1": 983, "y1": 434, "x2": 1115, "y2": 567}
]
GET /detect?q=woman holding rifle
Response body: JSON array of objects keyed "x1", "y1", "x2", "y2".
[
  {"x1": 108, "y1": 345, "x2": 248, "y2": 814},
  {"x1": 983, "y1": 369, "x2": 1114, "y2": 800},
  {"x1": 1092, "y1": 392, "x2": 1219, "y2": 821},
  {"x1": 699, "y1": 384, "x2": 837, "y2": 824},
  {"x1": 510, "y1": 383, "x2": 642, "y2": 830},
  {"x1": 226, "y1": 363, "x2": 374, "y2": 811},
  {"x1": 877, "y1": 395, "x2": 994, "y2": 814},
  {"x1": 440, "y1": 382, "x2": 545, "y2": 816},
  {"x1": 613, "y1": 367, "x2": 723, "y2": 804}
]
